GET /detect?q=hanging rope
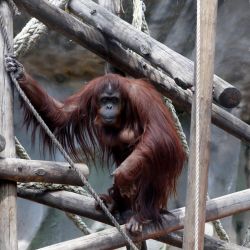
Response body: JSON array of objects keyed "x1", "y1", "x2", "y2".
[
  {"x1": 6, "y1": 0, "x2": 19, "y2": 15},
  {"x1": 132, "y1": 0, "x2": 143, "y2": 30},
  {"x1": 1, "y1": 2, "x2": 138, "y2": 249},
  {"x1": 66, "y1": 213, "x2": 91, "y2": 235},
  {"x1": 165, "y1": 98, "x2": 189, "y2": 157}
]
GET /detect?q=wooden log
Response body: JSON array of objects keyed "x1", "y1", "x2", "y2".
[
  {"x1": 0, "y1": 2, "x2": 17, "y2": 249},
  {"x1": 183, "y1": 1, "x2": 218, "y2": 250},
  {"x1": 14, "y1": 0, "x2": 250, "y2": 144},
  {"x1": 20, "y1": 189, "x2": 250, "y2": 250},
  {"x1": 99, "y1": 0, "x2": 123, "y2": 75},
  {"x1": 0, "y1": 134, "x2": 6, "y2": 152},
  {"x1": 16, "y1": 188, "x2": 249, "y2": 250},
  {"x1": 159, "y1": 231, "x2": 248, "y2": 250},
  {"x1": 68, "y1": 0, "x2": 241, "y2": 109},
  {"x1": 18, "y1": 189, "x2": 249, "y2": 250},
  {"x1": 0, "y1": 158, "x2": 89, "y2": 185}
]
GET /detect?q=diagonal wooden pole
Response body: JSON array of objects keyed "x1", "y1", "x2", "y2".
[
  {"x1": 0, "y1": 1, "x2": 17, "y2": 250},
  {"x1": 183, "y1": 0, "x2": 218, "y2": 249}
]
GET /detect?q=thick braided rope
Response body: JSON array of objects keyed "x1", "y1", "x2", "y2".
[
  {"x1": 66, "y1": 213, "x2": 91, "y2": 235},
  {"x1": 15, "y1": 137, "x2": 31, "y2": 160},
  {"x1": 132, "y1": 0, "x2": 143, "y2": 30},
  {"x1": 14, "y1": 19, "x2": 47, "y2": 58},
  {"x1": 206, "y1": 194, "x2": 229, "y2": 241},
  {"x1": 6, "y1": 0, "x2": 19, "y2": 15},
  {"x1": 1, "y1": 5, "x2": 138, "y2": 250},
  {"x1": 14, "y1": 0, "x2": 68, "y2": 57},
  {"x1": 165, "y1": 98, "x2": 189, "y2": 157},
  {"x1": 194, "y1": 1, "x2": 201, "y2": 248}
]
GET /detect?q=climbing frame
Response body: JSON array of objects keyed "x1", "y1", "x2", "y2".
[{"x1": 0, "y1": 0, "x2": 250, "y2": 249}]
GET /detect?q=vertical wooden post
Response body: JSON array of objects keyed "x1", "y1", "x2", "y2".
[
  {"x1": 183, "y1": 1, "x2": 218, "y2": 250},
  {"x1": 0, "y1": 1, "x2": 17, "y2": 250}
]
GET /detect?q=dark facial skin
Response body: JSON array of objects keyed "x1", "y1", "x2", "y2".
[{"x1": 98, "y1": 85, "x2": 122, "y2": 126}]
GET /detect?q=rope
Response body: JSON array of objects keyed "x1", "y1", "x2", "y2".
[
  {"x1": 1, "y1": 3, "x2": 138, "y2": 249},
  {"x1": 16, "y1": 136, "x2": 92, "y2": 236},
  {"x1": 6, "y1": 0, "x2": 20, "y2": 15},
  {"x1": 141, "y1": 2, "x2": 150, "y2": 35},
  {"x1": 16, "y1": 134, "x2": 92, "y2": 236},
  {"x1": 132, "y1": 0, "x2": 143, "y2": 30},
  {"x1": 15, "y1": 137, "x2": 31, "y2": 160},
  {"x1": 66, "y1": 213, "x2": 91, "y2": 235},
  {"x1": 206, "y1": 194, "x2": 229, "y2": 242},
  {"x1": 14, "y1": 0, "x2": 68, "y2": 57},
  {"x1": 165, "y1": 98, "x2": 189, "y2": 157}
]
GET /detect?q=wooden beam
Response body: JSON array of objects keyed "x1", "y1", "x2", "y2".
[
  {"x1": 14, "y1": 0, "x2": 250, "y2": 144},
  {"x1": 0, "y1": 158, "x2": 89, "y2": 185},
  {"x1": 19, "y1": 189, "x2": 250, "y2": 250},
  {"x1": 99, "y1": 0, "x2": 123, "y2": 75},
  {"x1": 0, "y1": 134, "x2": 6, "y2": 152},
  {"x1": 0, "y1": 1, "x2": 17, "y2": 249},
  {"x1": 15, "y1": 190, "x2": 248, "y2": 250},
  {"x1": 68, "y1": 0, "x2": 241, "y2": 109},
  {"x1": 18, "y1": 189, "x2": 249, "y2": 250},
  {"x1": 183, "y1": 1, "x2": 218, "y2": 249},
  {"x1": 159, "y1": 231, "x2": 248, "y2": 250}
]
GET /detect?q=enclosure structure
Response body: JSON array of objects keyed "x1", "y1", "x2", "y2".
[{"x1": 0, "y1": 0, "x2": 250, "y2": 249}]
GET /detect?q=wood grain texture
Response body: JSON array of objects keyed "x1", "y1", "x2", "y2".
[
  {"x1": 0, "y1": 2, "x2": 17, "y2": 249},
  {"x1": 0, "y1": 134, "x2": 6, "y2": 152},
  {"x1": 183, "y1": 1, "x2": 218, "y2": 250},
  {"x1": 159, "y1": 231, "x2": 248, "y2": 250},
  {"x1": 19, "y1": 189, "x2": 250, "y2": 250},
  {"x1": 69, "y1": 0, "x2": 241, "y2": 108},
  {"x1": 0, "y1": 158, "x2": 89, "y2": 185}
]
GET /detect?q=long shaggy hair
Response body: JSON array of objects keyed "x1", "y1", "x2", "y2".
[{"x1": 20, "y1": 73, "x2": 186, "y2": 221}]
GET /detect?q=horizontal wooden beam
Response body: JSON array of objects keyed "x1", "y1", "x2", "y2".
[
  {"x1": 0, "y1": 134, "x2": 6, "y2": 152},
  {"x1": 0, "y1": 158, "x2": 89, "y2": 185},
  {"x1": 14, "y1": 0, "x2": 250, "y2": 144},
  {"x1": 68, "y1": 0, "x2": 241, "y2": 109},
  {"x1": 18, "y1": 188, "x2": 250, "y2": 250},
  {"x1": 18, "y1": 189, "x2": 105, "y2": 222},
  {"x1": 159, "y1": 231, "x2": 248, "y2": 250}
]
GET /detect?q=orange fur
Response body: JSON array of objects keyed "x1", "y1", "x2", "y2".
[{"x1": 19, "y1": 73, "x2": 186, "y2": 222}]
